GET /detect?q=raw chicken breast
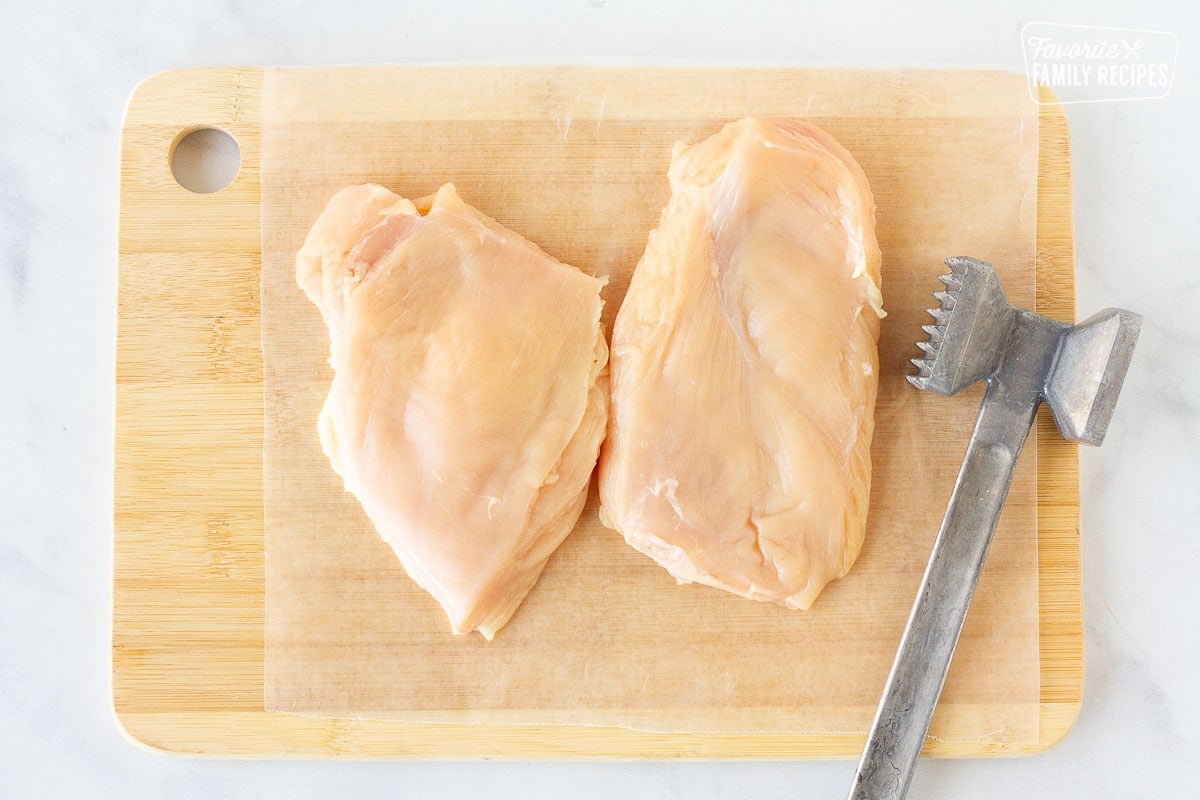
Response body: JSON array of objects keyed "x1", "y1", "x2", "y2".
[
  {"x1": 599, "y1": 118, "x2": 883, "y2": 610},
  {"x1": 298, "y1": 183, "x2": 608, "y2": 639}
]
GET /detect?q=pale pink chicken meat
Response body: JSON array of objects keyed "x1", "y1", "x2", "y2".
[
  {"x1": 298, "y1": 183, "x2": 608, "y2": 639},
  {"x1": 599, "y1": 118, "x2": 884, "y2": 610}
]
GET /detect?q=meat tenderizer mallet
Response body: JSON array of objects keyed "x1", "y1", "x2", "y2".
[{"x1": 848, "y1": 257, "x2": 1141, "y2": 799}]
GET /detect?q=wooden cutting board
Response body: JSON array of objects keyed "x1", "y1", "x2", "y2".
[{"x1": 114, "y1": 67, "x2": 1081, "y2": 757}]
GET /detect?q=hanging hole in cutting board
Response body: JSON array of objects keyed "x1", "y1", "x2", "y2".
[{"x1": 170, "y1": 128, "x2": 240, "y2": 194}]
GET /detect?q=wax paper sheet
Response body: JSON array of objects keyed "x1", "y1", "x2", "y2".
[{"x1": 261, "y1": 67, "x2": 1040, "y2": 740}]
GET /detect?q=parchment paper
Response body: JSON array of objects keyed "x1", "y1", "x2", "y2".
[{"x1": 262, "y1": 67, "x2": 1041, "y2": 741}]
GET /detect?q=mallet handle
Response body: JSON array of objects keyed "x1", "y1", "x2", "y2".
[{"x1": 849, "y1": 314, "x2": 1058, "y2": 800}]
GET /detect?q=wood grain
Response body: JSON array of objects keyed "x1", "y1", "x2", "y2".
[{"x1": 113, "y1": 68, "x2": 1080, "y2": 757}]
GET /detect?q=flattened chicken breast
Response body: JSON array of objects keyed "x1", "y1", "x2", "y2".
[
  {"x1": 599, "y1": 119, "x2": 883, "y2": 610},
  {"x1": 298, "y1": 183, "x2": 608, "y2": 639}
]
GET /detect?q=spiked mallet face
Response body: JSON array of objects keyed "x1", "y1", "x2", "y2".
[{"x1": 849, "y1": 257, "x2": 1141, "y2": 800}]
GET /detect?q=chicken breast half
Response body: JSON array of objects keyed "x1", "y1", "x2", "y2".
[
  {"x1": 599, "y1": 118, "x2": 884, "y2": 610},
  {"x1": 298, "y1": 183, "x2": 608, "y2": 639}
]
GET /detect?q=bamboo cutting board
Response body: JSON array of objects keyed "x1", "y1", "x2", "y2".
[{"x1": 114, "y1": 67, "x2": 1081, "y2": 757}]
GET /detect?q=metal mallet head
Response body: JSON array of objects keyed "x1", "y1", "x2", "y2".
[
  {"x1": 909, "y1": 256, "x2": 1141, "y2": 445},
  {"x1": 850, "y1": 256, "x2": 1140, "y2": 800}
]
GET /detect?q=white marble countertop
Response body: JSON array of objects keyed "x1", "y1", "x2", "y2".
[{"x1": 3, "y1": 1, "x2": 1196, "y2": 797}]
